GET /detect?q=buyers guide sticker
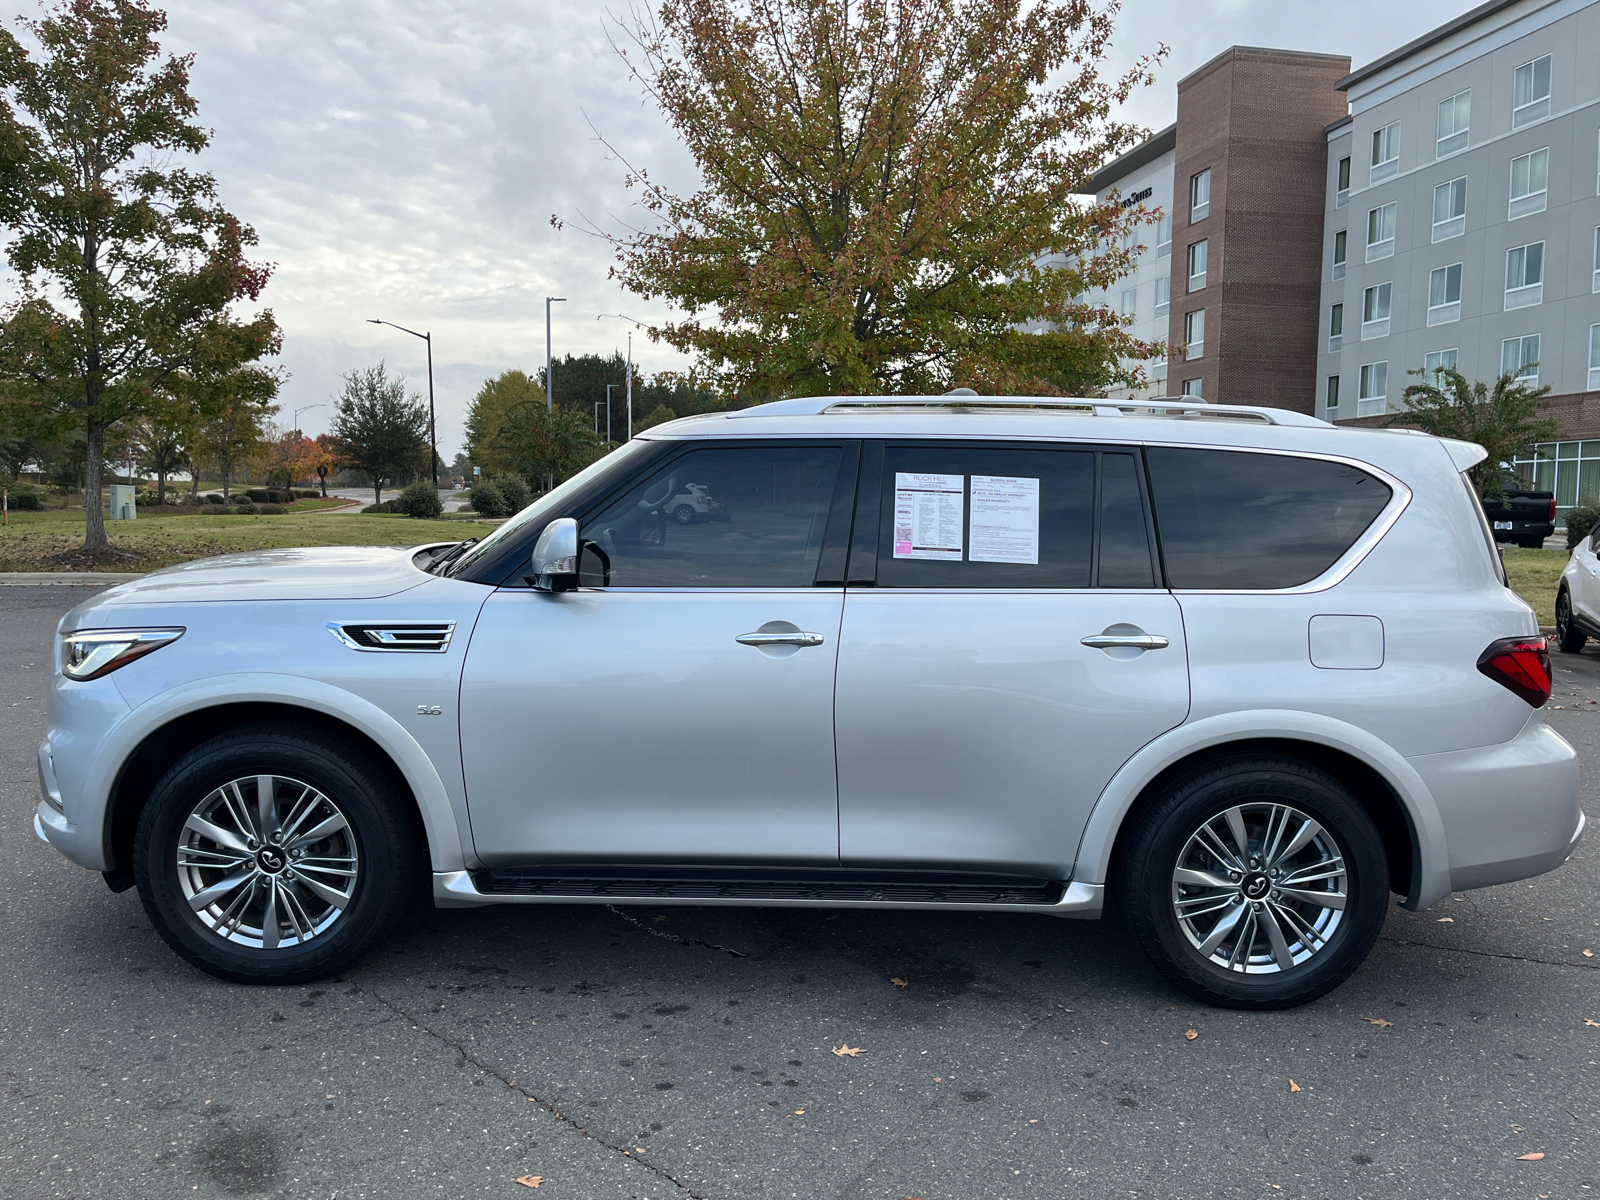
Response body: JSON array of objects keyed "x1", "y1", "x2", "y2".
[
  {"x1": 893, "y1": 472, "x2": 964, "y2": 560},
  {"x1": 969, "y1": 475, "x2": 1040, "y2": 564}
]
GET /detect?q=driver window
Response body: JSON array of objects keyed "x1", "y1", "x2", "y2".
[{"x1": 578, "y1": 446, "x2": 842, "y2": 587}]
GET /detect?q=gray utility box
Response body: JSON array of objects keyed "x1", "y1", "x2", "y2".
[{"x1": 108, "y1": 485, "x2": 137, "y2": 521}]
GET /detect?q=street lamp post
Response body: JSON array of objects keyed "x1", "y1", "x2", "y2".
[
  {"x1": 367, "y1": 319, "x2": 438, "y2": 486},
  {"x1": 596, "y1": 314, "x2": 644, "y2": 442},
  {"x1": 605, "y1": 384, "x2": 616, "y2": 446},
  {"x1": 545, "y1": 297, "x2": 567, "y2": 412},
  {"x1": 290, "y1": 404, "x2": 324, "y2": 437}
]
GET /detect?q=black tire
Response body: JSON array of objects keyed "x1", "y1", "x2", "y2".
[
  {"x1": 673, "y1": 504, "x2": 697, "y2": 525},
  {"x1": 1517, "y1": 536, "x2": 1545, "y2": 549},
  {"x1": 133, "y1": 724, "x2": 419, "y2": 984},
  {"x1": 1117, "y1": 754, "x2": 1388, "y2": 1010},
  {"x1": 1555, "y1": 588, "x2": 1587, "y2": 654}
]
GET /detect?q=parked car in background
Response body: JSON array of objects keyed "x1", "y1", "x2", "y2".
[
  {"x1": 1481, "y1": 473, "x2": 1556, "y2": 549},
  {"x1": 35, "y1": 397, "x2": 1583, "y2": 1010},
  {"x1": 667, "y1": 482, "x2": 726, "y2": 523}
]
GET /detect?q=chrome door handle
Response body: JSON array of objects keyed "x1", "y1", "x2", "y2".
[
  {"x1": 736, "y1": 631, "x2": 825, "y2": 648},
  {"x1": 1080, "y1": 634, "x2": 1170, "y2": 650}
]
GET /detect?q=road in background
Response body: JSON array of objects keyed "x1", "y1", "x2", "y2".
[{"x1": 3, "y1": 585, "x2": 1597, "y2": 1199}]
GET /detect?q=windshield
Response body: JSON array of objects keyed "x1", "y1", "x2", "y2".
[{"x1": 447, "y1": 440, "x2": 657, "y2": 578}]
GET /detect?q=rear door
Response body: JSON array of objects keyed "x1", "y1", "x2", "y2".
[{"x1": 832, "y1": 441, "x2": 1190, "y2": 880}]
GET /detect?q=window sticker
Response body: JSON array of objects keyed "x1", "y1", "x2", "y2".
[
  {"x1": 893, "y1": 472, "x2": 964, "y2": 560},
  {"x1": 970, "y1": 475, "x2": 1040, "y2": 564}
]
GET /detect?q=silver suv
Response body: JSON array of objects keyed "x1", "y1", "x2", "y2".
[{"x1": 35, "y1": 397, "x2": 1583, "y2": 1009}]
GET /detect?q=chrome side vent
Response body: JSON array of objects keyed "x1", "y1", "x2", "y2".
[{"x1": 327, "y1": 621, "x2": 456, "y2": 653}]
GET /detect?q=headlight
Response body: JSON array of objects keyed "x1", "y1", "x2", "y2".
[{"x1": 59, "y1": 628, "x2": 184, "y2": 681}]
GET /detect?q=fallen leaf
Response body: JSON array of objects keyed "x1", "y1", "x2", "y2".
[
  {"x1": 794, "y1": 1108, "x2": 805, "y2": 1115},
  {"x1": 1185, "y1": 1029, "x2": 1198, "y2": 1041},
  {"x1": 1288, "y1": 1079, "x2": 1302, "y2": 1093},
  {"x1": 890, "y1": 977, "x2": 909, "y2": 988},
  {"x1": 933, "y1": 1076, "x2": 942, "y2": 1082},
  {"x1": 636, "y1": 1147, "x2": 647, "y2": 1153},
  {"x1": 651, "y1": 915, "x2": 668, "y2": 923},
  {"x1": 1517, "y1": 1152, "x2": 1545, "y2": 1161},
  {"x1": 1585, "y1": 1019, "x2": 1600, "y2": 1028},
  {"x1": 1437, "y1": 917, "x2": 1454, "y2": 923},
  {"x1": 515, "y1": 1176, "x2": 544, "y2": 1188},
  {"x1": 1028, "y1": 1118, "x2": 1039, "y2": 1123},
  {"x1": 825, "y1": 914, "x2": 840, "y2": 921},
  {"x1": 832, "y1": 1044, "x2": 865, "y2": 1057},
  {"x1": 325, "y1": 1094, "x2": 334, "y2": 1099},
  {"x1": 1364, "y1": 1017, "x2": 1395, "y2": 1028},
  {"x1": 1270, "y1": 1187, "x2": 1283, "y2": 1192},
  {"x1": 1584, "y1": 950, "x2": 1595, "y2": 958}
]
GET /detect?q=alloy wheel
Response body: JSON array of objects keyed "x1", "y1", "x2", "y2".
[
  {"x1": 175, "y1": 774, "x2": 359, "y2": 949},
  {"x1": 1170, "y1": 802, "x2": 1348, "y2": 974}
]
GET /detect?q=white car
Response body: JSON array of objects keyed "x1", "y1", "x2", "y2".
[
  {"x1": 1557, "y1": 526, "x2": 1600, "y2": 652},
  {"x1": 36, "y1": 396, "x2": 1582, "y2": 1009}
]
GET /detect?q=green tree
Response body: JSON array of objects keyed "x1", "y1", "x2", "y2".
[
  {"x1": 493, "y1": 399, "x2": 603, "y2": 489},
  {"x1": 634, "y1": 403, "x2": 680, "y2": 433},
  {"x1": 190, "y1": 367, "x2": 278, "y2": 501},
  {"x1": 1391, "y1": 367, "x2": 1557, "y2": 497},
  {"x1": 463, "y1": 369, "x2": 544, "y2": 476},
  {"x1": 0, "y1": 0, "x2": 280, "y2": 554},
  {"x1": 130, "y1": 392, "x2": 196, "y2": 503},
  {"x1": 586, "y1": 0, "x2": 1165, "y2": 399},
  {"x1": 329, "y1": 363, "x2": 429, "y2": 507}
]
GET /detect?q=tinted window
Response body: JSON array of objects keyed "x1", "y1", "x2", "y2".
[
  {"x1": 876, "y1": 446, "x2": 1094, "y2": 588},
  {"x1": 1147, "y1": 448, "x2": 1392, "y2": 589},
  {"x1": 1098, "y1": 453, "x2": 1155, "y2": 588},
  {"x1": 579, "y1": 446, "x2": 841, "y2": 586}
]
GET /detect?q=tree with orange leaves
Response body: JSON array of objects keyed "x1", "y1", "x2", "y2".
[{"x1": 585, "y1": 0, "x2": 1166, "y2": 399}]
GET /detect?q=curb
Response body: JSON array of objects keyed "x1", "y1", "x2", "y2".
[{"x1": 0, "y1": 572, "x2": 145, "y2": 586}]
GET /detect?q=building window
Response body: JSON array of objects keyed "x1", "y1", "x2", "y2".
[
  {"x1": 1154, "y1": 274, "x2": 1170, "y2": 316},
  {"x1": 1505, "y1": 241, "x2": 1545, "y2": 310},
  {"x1": 1156, "y1": 213, "x2": 1172, "y2": 257},
  {"x1": 1120, "y1": 287, "x2": 1138, "y2": 318},
  {"x1": 1187, "y1": 239, "x2": 1208, "y2": 291},
  {"x1": 1150, "y1": 358, "x2": 1168, "y2": 383},
  {"x1": 1424, "y1": 348, "x2": 1458, "y2": 387},
  {"x1": 1589, "y1": 324, "x2": 1600, "y2": 391},
  {"x1": 1370, "y1": 121, "x2": 1401, "y2": 183},
  {"x1": 1512, "y1": 53, "x2": 1552, "y2": 127},
  {"x1": 1325, "y1": 375, "x2": 1340, "y2": 416},
  {"x1": 1358, "y1": 361, "x2": 1388, "y2": 416},
  {"x1": 1336, "y1": 156, "x2": 1351, "y2": 208},
  {"x1": 1509, "y1": 148, "x2": 1549, "y2": 219},
  {"x1": 1190, "y1": 169, "x2": 1210, "y2": 222},
  {"x1": 1428, "y1": 263, "x2": 1462, "y2": 326},
  {"x1": 1332, "y1": 230, "x2": 1347, "y2": 280},
  {"x1": 1366, "y1": 201, "x2": 1396, "y2": 261},
  {"x1": 1362, "y1": 282, "x2": 1391, "y2": 340},
  {"x1": 1180, "y1": 378, "x2": 1202, "y2": 398},
  {"x1": 1329, "y1": 302, "x2": 1343, "y2": 353},
  {"x1": 1184, "y1": 309, "x2": 1205, "y2": 360},
  {"x1": 1431, "y1": 176, "x2": 1466, "y2": 242},
  {"x1": 1436, "y1": 90, "x2": 1471, "y2": 157},
  {"x1": 1502, "y1": 334, "x2": 1541, "y2": 384}
]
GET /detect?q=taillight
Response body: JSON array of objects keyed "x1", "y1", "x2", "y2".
[
  {"x1": 1549, "y1": 498, "x2": 1557, "y2": 521},
  {"x1": 1477, "y1": 636, "x2": 1551, "y2": 707}
]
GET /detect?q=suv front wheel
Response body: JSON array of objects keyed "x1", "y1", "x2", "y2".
[
  {"x1": 1555, "y1": 587, "x2": 1587, "y2": 653},
  {"x1": 134, "y1": 724, "x2": 418, "y2": 984},
  {"x1": 1119, "y1": 755, "x2": 1388, "y2": 1010}
]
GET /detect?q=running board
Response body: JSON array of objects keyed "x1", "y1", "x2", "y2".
[{"x1": 433, "y1": 869, "x2": 1103, "y2": 918}]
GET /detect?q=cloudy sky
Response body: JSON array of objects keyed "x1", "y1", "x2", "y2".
[{"x1": 2, "y1": 0, "x2": 1473, "y2": 457}]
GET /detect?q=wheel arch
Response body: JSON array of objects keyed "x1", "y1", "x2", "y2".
[
  {"x1": 97, "y1": 683, "x2": 468, "y2": 892},
  {"x1": 1075, "y1": 712, "x2": 1452, "y2": 912}
]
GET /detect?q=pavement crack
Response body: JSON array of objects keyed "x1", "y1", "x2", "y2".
[
  {"x1": 1379, "y1": 934, "x2": 1597, "y2": 971},
  {"x1": 606, "y1": 905, "x2": 747, "y2": 958},
  {"x1": 365, "y1": 985, "x2": 706, "y2": 1198}
]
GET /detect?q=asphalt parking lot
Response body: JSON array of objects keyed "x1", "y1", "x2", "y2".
[{"x1": 3, "y1": 584, "x2": 1598, "y2": 1200}]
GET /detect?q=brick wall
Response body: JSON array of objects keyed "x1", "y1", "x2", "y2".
[{"x1": 1168, "y1": 48, "x2": 1350, "y2": 412}]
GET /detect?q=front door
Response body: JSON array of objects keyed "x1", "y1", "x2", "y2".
[
  {"x1": 834, "y1": 442, "x2": 1190, "y2": 879},
  {"x1": 460, "y1": 442, "x2": 855, "y2": 866}
]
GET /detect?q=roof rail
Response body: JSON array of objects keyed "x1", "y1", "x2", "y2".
[{"x1": 726, "y1": 395, "x2": 1330, "y2": 427}]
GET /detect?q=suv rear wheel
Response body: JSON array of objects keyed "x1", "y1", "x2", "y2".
[
  {"x1": 133, "y1": 724, "x2": 418, "y2": 984},
  {"x1": 1118, "y1": 755, "x2": 1388, "y2": 1010},
  {"x1": 1555, "y1": 588, "x2": 1587, "y2": 653}
]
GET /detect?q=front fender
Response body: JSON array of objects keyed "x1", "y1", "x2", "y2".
[
  {"x1": 1072, "y1": 709, "x2": 1452, "y2": 911},
  {"x1": 91, "y1": 672, "x2": 468, "y2": 873}
]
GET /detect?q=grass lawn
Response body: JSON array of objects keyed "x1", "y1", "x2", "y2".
[
  {"x1": 1502, "y1": 546, "x2": 1568, "y2": 627},
  {"x1": 0, "y1": 507, "x2": 497, "y2": 572}
]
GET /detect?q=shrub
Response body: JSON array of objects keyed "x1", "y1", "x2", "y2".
[
  {"x1": 245, "y1": 488, "x2": 269, "y2": 502},
  {"x1": 179, "y1": 492, "x2": 204, "y2": 506},
  {"x1": 362, "y1": 500, "x2": 396, "y2": 514},
  {"x1": 256, "y1": 503, "x2": 287, "y2": 515},
  {"x1": 7, "y1": 484, "x2": 43, "y2": 511},
  {"x1": 205, "y1": 493, "x2": 227, "y2": 504},
  {"x1": 468, "y1": 478, "x2": 507, "y2": 517},
  {"x1": 395, "y1": 479, "x2": 443, "y2": 518},
  {"x1": 232, "y1": 502, "x2": 258, "y2": 515},
  {"x1": 497, "y1": 476, "x2": 533, "y2": 514},
  {"x1": 1565, "y1": 505, "x2": 1600, "y2": 549},
  {"x1": 295, "y1": 488, "x2": 321, "y2": 499},
  {"x1": 245, "y1": 487, "x2": 294, "y2": 504},
  {"x1": 135, "y1": 489, "x2": 161, "y2": 506}
]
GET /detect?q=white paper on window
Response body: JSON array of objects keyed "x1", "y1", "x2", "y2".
[
  {"x1": 969, "y1": 475, "x2": 1040, "y2": 564},
  {"x1": 893, "y1": 472, "x2": 964, "y2": 560}
]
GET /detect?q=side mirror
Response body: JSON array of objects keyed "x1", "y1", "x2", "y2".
[{"x1": 527, "y1": 517, "x2": 579, "y2": 591}]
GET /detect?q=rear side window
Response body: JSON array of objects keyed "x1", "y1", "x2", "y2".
[{"x1": 1146, "y1": 448, "x2": 1393, "y2": 589}]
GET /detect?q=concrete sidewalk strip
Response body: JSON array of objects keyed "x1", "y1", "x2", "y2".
[{"x1": 0, "y1": 572, "x2": 145, "y2": 586}]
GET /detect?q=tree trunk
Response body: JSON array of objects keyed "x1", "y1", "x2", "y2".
[
  {"x1": 318, "y1": 468, "x2": 327, "y2": 498},
  {"x1": 156, "y1": 461, "x2": 167, "y2": 505},
  {"x1": 221, "y1": 463, "x2": 230, "y2": 503},
  {"x1": 374, "y1": 478, "x2": 382, "y2": 507},
  {"x1": 84, "y1": 418, "x2": 108, "y2": 551}
]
